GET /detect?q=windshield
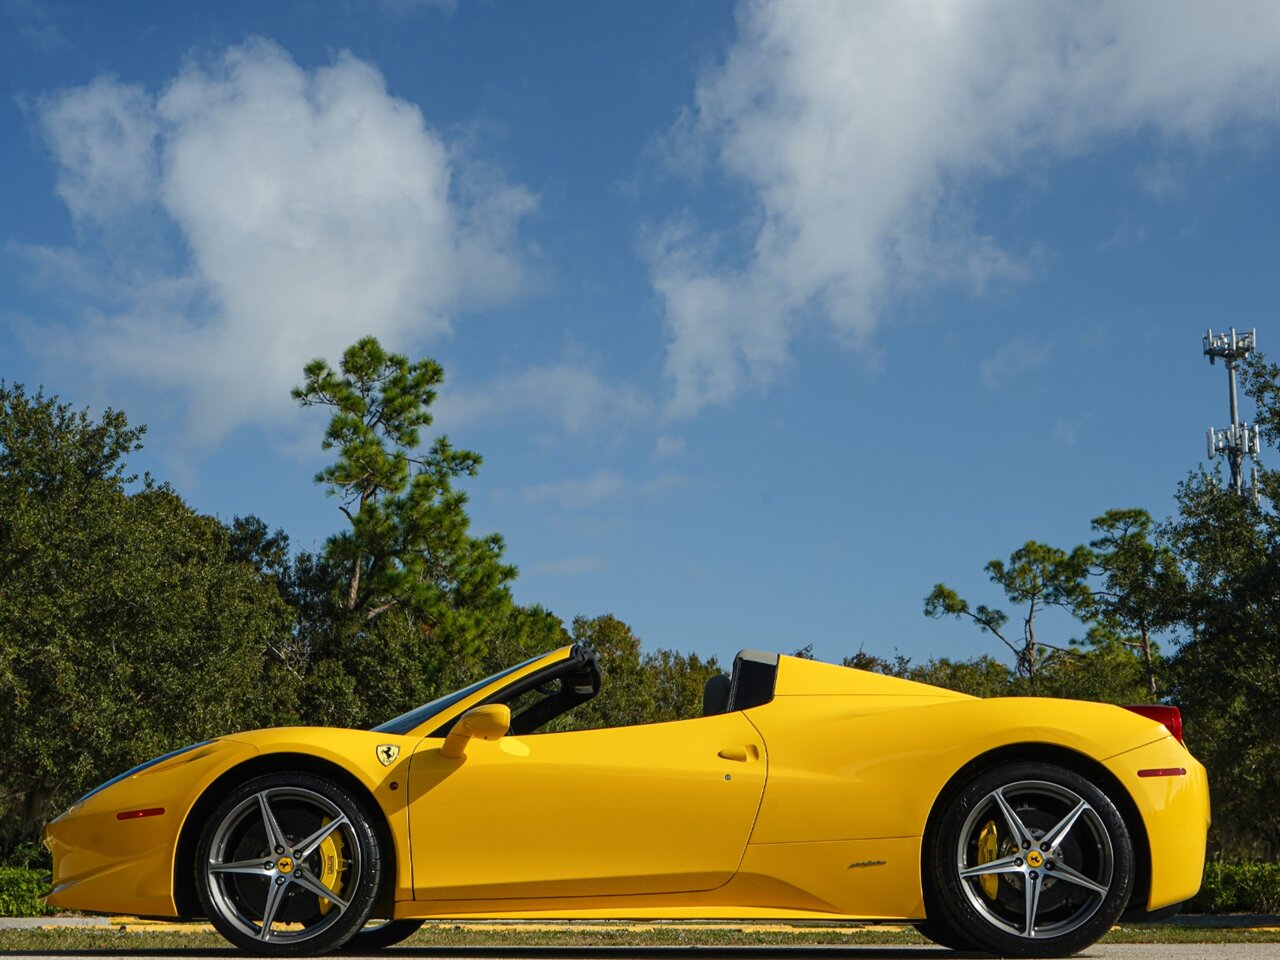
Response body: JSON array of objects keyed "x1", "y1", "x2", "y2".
[{"x1": 370, "y1": 654, "x2": 545, "y2": 735}]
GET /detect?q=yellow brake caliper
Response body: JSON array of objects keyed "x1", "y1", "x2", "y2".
[
  {"x1": 316, "y1": 817, "x2": 348, "y2": 915},
  {"x1": 977, "y1": 820, "x2": 1000, "y2": 900}
]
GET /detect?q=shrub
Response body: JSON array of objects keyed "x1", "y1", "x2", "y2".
[
  {"x1": 1188, "y1": 861, "x2": 1280, "y2": 915},
  {"x1": 0, "y1": 867, "x2": 52, "y2": 917}
]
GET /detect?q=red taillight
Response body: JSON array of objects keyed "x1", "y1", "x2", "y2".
[{"x1": 1122, "y1": 705, "x2": 1183, "y2": 744}]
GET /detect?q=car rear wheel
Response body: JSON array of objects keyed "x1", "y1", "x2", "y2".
[
  {"x1": 925, "y1": 761, "x2": 1134, "y2": 958},
  {"x1": 195, "y1": 772, "x2": 382, "y2": 955}
]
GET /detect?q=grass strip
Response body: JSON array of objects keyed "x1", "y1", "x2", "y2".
[{"x1": 0, "y1": 923, "x2": 1278, "y2": 952}]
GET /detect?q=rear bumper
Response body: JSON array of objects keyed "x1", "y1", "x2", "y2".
[{"x1": 1104, "y1": 737, "x2": 1210, "y2": 911}]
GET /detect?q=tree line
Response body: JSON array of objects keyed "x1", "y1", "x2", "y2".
[{"x1": 1, "y1": 337, "x2": 1275, "y2": 863}]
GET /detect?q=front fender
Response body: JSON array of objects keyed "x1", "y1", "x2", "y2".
[{"x1": 44, "y1": 739, "x2": 259, "y2": 917}]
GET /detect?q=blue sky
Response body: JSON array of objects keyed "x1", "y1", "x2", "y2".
[{"x1": 2, "y1": 0, "x2": 1278, "y2": 670}]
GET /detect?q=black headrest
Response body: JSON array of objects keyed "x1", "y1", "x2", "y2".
[{"x1": 702, "y1": 673, "x2": 732, "y2": 716}]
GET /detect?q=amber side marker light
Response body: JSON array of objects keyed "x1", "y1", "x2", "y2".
[
  {"x1": 116, "y1": 808, "x2": 165, "y2": 820},
  {"x1": 1137, "y1": 768, "x2": 1187, "y2": 778},
  {"x1": 1122, "y1": 704, "x2": 1184, "y2": 744}
]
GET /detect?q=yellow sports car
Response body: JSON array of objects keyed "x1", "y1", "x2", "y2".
[{"x1": 43, "y1": 645, "x2": 1208, "y2": 957}]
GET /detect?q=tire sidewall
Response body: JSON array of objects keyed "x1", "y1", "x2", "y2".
[
  {"x1": 343, "y1": 919, "x2": 426, "y2": 951},
  {"x1": 926, "y1": 761, "x2": 1134, "y2": 958},
  {"x1": 195, "y1": 771, "x2": 382, "y2": 956},
  {"x1": 914, "y1": 919, "x2": 982, "y2": 952}
]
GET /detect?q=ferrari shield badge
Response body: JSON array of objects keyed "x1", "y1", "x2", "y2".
[{"x1": 376, "y1": 744, "x2": 400, "y2": 767}]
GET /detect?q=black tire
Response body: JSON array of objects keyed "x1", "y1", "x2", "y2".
[
  {"x1": 195, "y1": 772, "x2": 382, "y2": 956},
  {"x1": 915, "y1": 919, "x2": 981, "y2": 952},
  {"x1": 924, "y1": 761, "x2": 1134, "y2": 958},
  {"x1": 342, "y1": 919, "x2": 425, "y2": 951}
]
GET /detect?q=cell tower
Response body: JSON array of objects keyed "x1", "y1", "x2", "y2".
[{"x1": 1203, "y1": 327, "x2": 1261, "y2": 499}]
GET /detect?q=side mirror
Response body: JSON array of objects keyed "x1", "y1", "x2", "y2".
[{"x1": 440, "y1": 704, "x2": 511, "y2": 760}]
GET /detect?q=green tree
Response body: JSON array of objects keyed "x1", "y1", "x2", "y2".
[
  {"x1": 290, "y1": 337, "x2": 539, "y2": 729},
  {"x1": 333, "y1": 602, "x2": 569, "y2": 731},
  {"x1": 1242, "y1": 352, "x2": 1280, "y2": 442},
  {"x1": 842, "y1": 646, "x2": 1149, "y2": 703},
  {"x1": 293, "y1": 336, "x2": 514, "y2": 640},
  {"x1": 1164, "y1": 472, "x2": 1279, "y2": 857},
  {"x1": 897, "y1": 655, "x2": 1018, "y2": 699},
  {"x1": 1083, "y1": 509, "x2": 1184, "y2": 697},
  {"x1": 841, "y1": 647, "x2": 909, "y2": 676},
  {"x1": 441, "y1": 603, "x2": 569, "y2": 687},
  {"x1": 0, "y1": 384, "x2": 296, "y2": 854},
  {"x1": 924, "y1": 541, "x2": 1092, "y2": 680},
  {"x1": 1162, "y1": 351, "x2": 1279, "y2": 858},
  {"x1": 544, "y1": 615, "x2": 722, "y2": 731},
  {"x1": 1032, "y1": 630, "x2": 1155, "y2": 703}
]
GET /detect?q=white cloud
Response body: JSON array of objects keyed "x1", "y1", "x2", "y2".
[
  {"x1": 654, "y1": 0, "x2": 1280, "y2": 414},
  {"x1": 1054, "y1": 416, "x2": 1083, "y2": 449},
  {"x1": 522, "y1": 469, "x2": 627, "y2": 510},
  {"x1": 980, "y1": 337, "x2": 1051, "y2": 387},
  {"x1": 1099, "y1": 216, "x2": 1148, "y2": 253},
  {"x1": 638, "y1": 470, "x2": 688, "y2": 496},
  {"x1": 2, "y1": 0, "x2": 71, "y2": 54},
  {"x1": 519, "y1": 467, "x2": 688, "y2": 510},
  {"x1": 29, "y1": 38, "x2": 536, "y2": 444},
  {"x1": 39, "y1": 77, "x2": 157, "y2": 223},
  {"x1": 654, "y1": 434, "x2": 685, "y2": 458},
  {"x1": 434, "y1": 362, "x2": 651, "y2": 434},
  {"x1": 1133, "y1": 160, "x2": 1182, "y2": 200}
]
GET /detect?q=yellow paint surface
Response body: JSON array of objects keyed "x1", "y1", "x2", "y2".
[{"x1": 43, "y1": 647, "x2": 1209, "y2": 927}]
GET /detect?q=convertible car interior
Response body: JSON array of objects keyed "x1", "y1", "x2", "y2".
[{"x1": 431, "y1": 644, "x2": 780, "y2": 736}]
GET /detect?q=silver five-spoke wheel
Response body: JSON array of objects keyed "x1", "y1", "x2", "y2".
[
  {"x1": 196, "y1": 773, "x2": 381, "y2": 955},
  {"x1": 956, "y1": 780, "x2": 1114, "y2": 940},
  {"x1": 924, "y1": 761, "x2": 1134, "y2": 958}
]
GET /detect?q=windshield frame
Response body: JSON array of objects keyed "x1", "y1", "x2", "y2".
[{"x1": 370, "y1": 646, "x2": 573, "y2": 737}]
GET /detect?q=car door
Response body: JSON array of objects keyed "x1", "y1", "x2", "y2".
[{"x1": 407, "y1": 711, "x2": 766, "y2": 901}]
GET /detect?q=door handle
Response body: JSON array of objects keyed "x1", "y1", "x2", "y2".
[{"x1": 717, "y1": 745, "x2": 759, "y2": 762}]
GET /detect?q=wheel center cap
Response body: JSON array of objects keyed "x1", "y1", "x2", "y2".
[
  {"x1": 1026, "y1": 850, "x2": 1044, "y2": 868},
  {"x1": 277, "y1": 856, "x2": 295, "y2": 874}
]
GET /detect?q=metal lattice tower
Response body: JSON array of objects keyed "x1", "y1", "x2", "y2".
[{"x1": 1203, "y1": 327, "x2": 1261, "y2": 499}]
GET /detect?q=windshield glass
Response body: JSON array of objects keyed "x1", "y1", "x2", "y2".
[{"x1": 370, "y1": 654, "x2": 545, "y2": 735}]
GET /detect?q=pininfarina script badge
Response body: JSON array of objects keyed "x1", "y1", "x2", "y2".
[{"x1": 376, "y1": 744, "x2": 400, "y2": 767}]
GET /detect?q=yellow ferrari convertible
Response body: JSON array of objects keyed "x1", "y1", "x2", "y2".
[{"x1": 43, "y1": 645, "x2": 1208, "y2": 957}]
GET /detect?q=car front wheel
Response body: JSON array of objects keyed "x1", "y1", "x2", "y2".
[
  {"x1": 195, "y1": 772, "x2": 382, "y2": 955},
  {"x1": 343, "y1": 919, "x2": 425, "y2": 951},
  {"x1": 925, "y1": 761, "x2": 1134, "y2": 958}
]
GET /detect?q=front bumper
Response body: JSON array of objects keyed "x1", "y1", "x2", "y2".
[{"x1": 43, "y1": 739, "x2": 257, "y2": 917}]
